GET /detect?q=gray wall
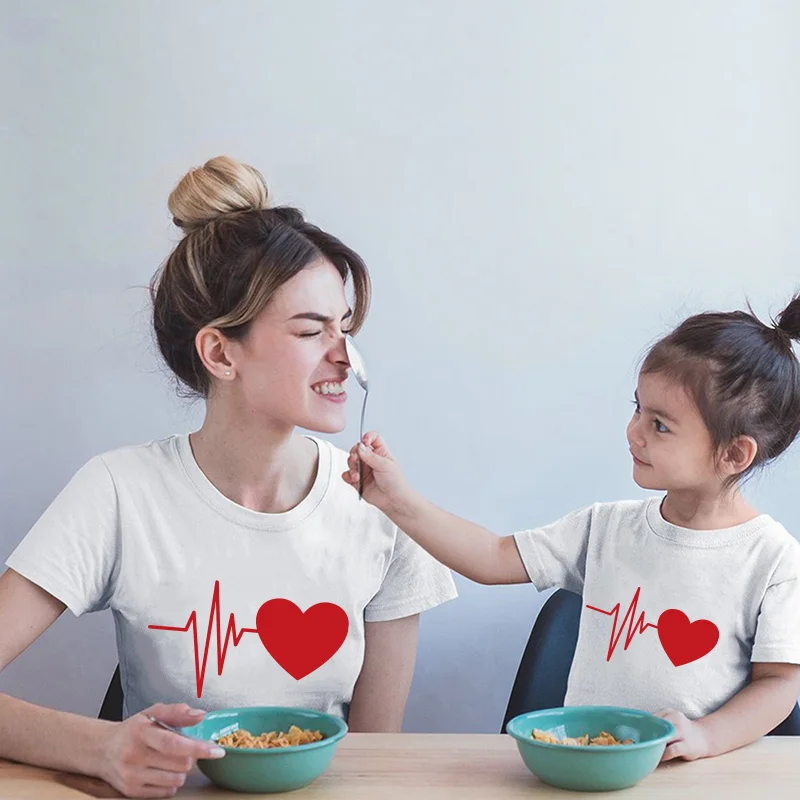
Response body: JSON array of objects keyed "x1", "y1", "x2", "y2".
[{"x1": 2, "y1": 0, "x2": 799, "y2": 734}]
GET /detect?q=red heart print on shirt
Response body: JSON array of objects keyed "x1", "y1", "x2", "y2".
[
  {"x1": 656, "y1": 609, "x2": 719, "y2": 667},
  {"x1": 148, "y1": 582, "x2": 351, "y2": 696},
  {"x1": 586, "y1": 588, "x2": 719, "y2": 666},
  {"x1": 256, "y1": 599, "x2": 349, "y2": 680}
]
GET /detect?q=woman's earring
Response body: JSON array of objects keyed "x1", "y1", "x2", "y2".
[{"x1": 224, "y1": 370, "x2": 231, "y2": 376}]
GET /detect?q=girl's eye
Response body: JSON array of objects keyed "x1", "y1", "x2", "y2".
[
  {"x1": 631, "y1": 399, "x2": 641, "y2": 413},
  {"x1": 654, "y1": 419, "x2": 670, "y2": 434}
]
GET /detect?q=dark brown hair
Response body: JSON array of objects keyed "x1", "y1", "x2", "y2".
[
  {"x1": 150, "y1": 156, "x2": 371, "y2": 397},
  {"x1": 641, "y1": 294, "x2": 800, "y2": 486}
]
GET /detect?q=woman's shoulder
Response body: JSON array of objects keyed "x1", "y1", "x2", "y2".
[
  {"x1": 90, "y1": 434, "x2": 186, "y2": 481},
  {"x1": 314, "y1": 437, "x2": 351, "y2": 471},
  {"x1": 308, "y1": 436, "x2": 396, "y2": 526}
]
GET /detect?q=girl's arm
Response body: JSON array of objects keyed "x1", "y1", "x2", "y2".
[
  {"x1": 347, "y1": 615, "x2": 420, "y2": 731},
  {"x1": 659, "y1": 662, "x2": 800, "y2": 760},
  {"x1": 344, "y1": 434, "x2": 529, "y2": 585},
  {"x1": 388, "y1": 488, "x2": 530, "y2": 585}
]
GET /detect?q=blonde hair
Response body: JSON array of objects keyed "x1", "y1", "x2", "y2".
[
  {"x1": 150, "y1": 156, "x2": 371, "y2": 397},
  {"x1": 168, "y1": 155, "x2": 269, "y2": 230}
]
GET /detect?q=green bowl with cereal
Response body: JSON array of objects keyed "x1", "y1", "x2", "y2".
[
  {"x1": 505, "y1": 706, "x2": 675, "y2": 792},
  {"x1": 180, "y1": 706, "x2": 348, "y2": 793}
]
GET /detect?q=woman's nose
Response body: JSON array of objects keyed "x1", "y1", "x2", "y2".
[{"x1": 329, "y1": 333, "x2": 349, "y2": 365}]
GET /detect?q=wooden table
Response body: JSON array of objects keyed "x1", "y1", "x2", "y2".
[{"x1": 2, "y1": 734, "x2": 797, "y2": 798}]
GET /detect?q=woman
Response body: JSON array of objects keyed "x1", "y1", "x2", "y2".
[{"x1": 0, "y1": 156, "x2": 457, "y2": 798}]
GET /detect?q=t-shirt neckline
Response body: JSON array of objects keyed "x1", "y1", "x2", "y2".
[
  {"x1": 645, "y1": 496, "x2": 773, "y2": 548},
  {"x1": 174, "y1": 434, "x2": 331, "y2": 531}
]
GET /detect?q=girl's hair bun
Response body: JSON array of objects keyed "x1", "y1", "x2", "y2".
[{"x1": 775, "y1": 294, "x2": 800, "y2": 342}]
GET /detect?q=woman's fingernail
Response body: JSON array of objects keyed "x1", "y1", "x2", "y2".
[
  {"x1": 207, "y1": 746, "x2": 226, "y2": 758},
  {"x1": 188, "y1": 708, "x2": 206, "y2": 717}
]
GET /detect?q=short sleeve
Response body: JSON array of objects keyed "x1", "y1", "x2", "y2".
[
  {"x1": 5, "y1": 455, "x2": 121, "y2": 616},
  {"x1": 512, "y1": 505, "x2": 593, "y2": 593},
  {"x1": 751, "y1": 542, "x2": 800, "y2": 664},
  {"x1": 364, "y1": 527, "x2": 458, "y2": 622}
]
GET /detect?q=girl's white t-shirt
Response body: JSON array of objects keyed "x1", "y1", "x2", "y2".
[
  {"x1": 514, "y1": 499, "x2": 800, "y2": 719},
  {"x1": 7, "y1": 435, "x2": 457, "y2": 719}
]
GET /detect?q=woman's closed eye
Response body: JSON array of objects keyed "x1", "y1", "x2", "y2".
[{"x1": 297, "y1": 328, "x2": 354, "y2": 339}]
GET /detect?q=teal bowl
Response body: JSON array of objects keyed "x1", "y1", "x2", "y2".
[
  {"x1": 506, "y1": 706, "x2": 675, "y2": 792},
  {"x1": 180, "y1": 706, "x2": 348, "y2": 793}
]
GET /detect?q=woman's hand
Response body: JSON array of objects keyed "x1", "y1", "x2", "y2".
[
  {"x1": 343, "y1": 432, "x2": 413, "y2": 516},
  {"x1": 655, "y1": 708, "x2": 711, "y2": 762},
  {"x1": 99, "y1": 703, "x2": 225, "y2": 798}
]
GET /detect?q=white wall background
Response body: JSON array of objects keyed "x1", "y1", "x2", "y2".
[{"x1": 2, "y1": 0, "x2": 799, "y2": 734}]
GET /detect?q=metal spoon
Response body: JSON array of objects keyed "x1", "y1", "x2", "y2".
[
  {"x1": 145, "y1": 714, "x2": 217, "y2": 743},
  {"x1": 345, "y1": 334, "x2": 369, "y2": 499}
]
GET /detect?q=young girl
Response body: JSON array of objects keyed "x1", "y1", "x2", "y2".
[{"x1": 343, "y1": 296, "x2": 800, "y2": 762}]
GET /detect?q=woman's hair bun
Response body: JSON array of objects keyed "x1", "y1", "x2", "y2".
[{"x1": 168, "y1": 155, "x2": 269, "y2": 232}]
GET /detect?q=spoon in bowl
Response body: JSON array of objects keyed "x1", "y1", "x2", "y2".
[{"x1": 145, "y1": 714, "x2": 218, "y2": 743}]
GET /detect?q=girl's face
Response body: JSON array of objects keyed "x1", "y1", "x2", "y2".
[
  {"x1": 224, "y1": 259, "x2": 355, "y2": 434},
  {"x1": 626, "y1": 371, "x2": 719, "y2": 492}
]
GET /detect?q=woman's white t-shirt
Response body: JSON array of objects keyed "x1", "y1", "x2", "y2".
[{"x1": 6, "y1": 435, "x2": 457, "y2": 719}]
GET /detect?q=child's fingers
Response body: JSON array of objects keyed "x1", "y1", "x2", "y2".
[
  {"x1": 348, "y1": 449, "x2": 364, "y2": 474},
  {"x1": 654, "y1": 708, "x2": 681, "y2": 726},
  {"x1": 347, "y1": 447, "x2": 359, "y2": 469},
  {"x1": 341, "y1": 470, "x2": 356, "y2": 487},
  {"x1": 342, "y1": 455, "x2": 362, "y2": 483},
  {"x1": 357, "y1": 442, "x2": 385, "y2": 468},
  {"x1": 362, "y1": 431, "x2": 391, "y2": 458},
  {"x1": 661, "y1": 739, "x2": 687, "y2": 762},
  {"x1": 655, "y1": 709, "x2": 686, "y2": 737},
  {"x1": 345, "y1": 448, "x2": 364, "y2": 483}
]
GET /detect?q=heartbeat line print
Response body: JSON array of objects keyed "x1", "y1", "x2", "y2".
[
  {"x1": 148, "y1": 582, "x2": 350, "y2": 695},
  {"x1": 586, "y1": 586, "x2": 659, "y2": 662},
  {"x1": 148, "y1": 580, "x2": 259, "y2": 698},
  {"x1": 586, "y1": 588, "x2": 720, "y2": 667}
]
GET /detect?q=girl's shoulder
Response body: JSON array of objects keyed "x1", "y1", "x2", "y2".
[
  {"x1": 757, "y1": 516, "x2": 800, "y2": 559},
  {"x1": 577, "y1": 498, "x2": 652, "y2": 525}
]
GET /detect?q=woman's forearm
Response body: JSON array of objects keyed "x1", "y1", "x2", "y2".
[
  {"x1": 698, "y1": 676, "x2": 799, "y2": 756},
  {"x1": 0, "y1": 692, "x2": 109, "y2": 777},
  {"x1": 348, "y1": 616, "x2": 420, "y2": 732}
]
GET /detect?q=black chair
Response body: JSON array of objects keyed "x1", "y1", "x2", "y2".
[
  {"x1": 98, "y1": 667, "x2": 353, "y2": 724},
  {"x1": 99, "y1": 664, "x2": 123, "y2": 722},
  {"x1": 502, "y1": 588, "x2": 800, "y2": 736}
]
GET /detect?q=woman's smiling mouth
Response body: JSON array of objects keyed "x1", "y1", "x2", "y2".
[{"x1": 312, "y1": 380, "x2": 348, "y2": 402}]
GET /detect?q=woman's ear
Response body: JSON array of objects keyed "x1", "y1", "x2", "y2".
[{"x1": 195, "y1": 326, "x2": 236, "y2": 381}]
